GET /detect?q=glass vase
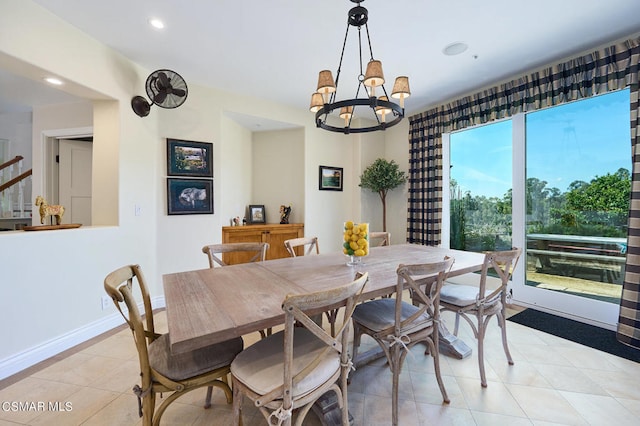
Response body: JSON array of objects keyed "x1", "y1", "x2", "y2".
[{"x1": 343, "y1": 221, "x2": 369, "y2": 266}]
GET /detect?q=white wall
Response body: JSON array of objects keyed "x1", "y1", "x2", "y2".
[
  {"x1": 0, "y1": 1, "x2": 411, "y2": 379},
  {"x1": 253, "y1": 128, "x2": 305, "y2": 226}
]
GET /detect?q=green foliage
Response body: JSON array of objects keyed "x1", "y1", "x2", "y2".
[
  {"x1": 359, "y1": 158, "x2": 407, "y2": 198},
  {"x1": 359, "y1": 158, "x2": 407, "y2": 232},
  {"x1": 451, "y1": 168, "x2": 631, "y2": 251}
]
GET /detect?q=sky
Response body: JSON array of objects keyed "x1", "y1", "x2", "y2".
[{"x1": 450, "y1": 88, "x2": 631, "y2": 199}]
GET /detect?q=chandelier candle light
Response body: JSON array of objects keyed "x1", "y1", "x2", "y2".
[{"x1": 310, "y1": 0, "x2": 410, "y2": 134}]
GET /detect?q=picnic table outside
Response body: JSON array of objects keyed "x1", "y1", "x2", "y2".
[{"x1": 527, "y1": 233, "x2": 627, "y2": 284}]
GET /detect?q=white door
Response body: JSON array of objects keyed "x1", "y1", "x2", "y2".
[{"x1": 59, "y1": 139, "x2": 92, "y2": 225}]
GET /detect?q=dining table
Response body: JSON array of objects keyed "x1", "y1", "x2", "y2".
[
  {"x1": 163, "y1": 243, "x2": 485, "y2": 425},
  {"x1": 163, "y1": 243, "x2": 485, "y2": 357}
]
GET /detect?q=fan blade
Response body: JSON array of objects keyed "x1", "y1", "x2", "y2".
[
  {"x1": 154, "y1": 91, "x2": 167, "y2": 104},
  {"x1": 157, "y1": 72, "x2": 169, "y2": 90},
  {"x1": 171, "y1": 88, "x2": 186, "y2": 97}
]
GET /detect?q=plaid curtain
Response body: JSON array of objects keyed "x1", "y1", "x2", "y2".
[{"x1": 407, "y1": 36, "x2": 640, "y2": 349}]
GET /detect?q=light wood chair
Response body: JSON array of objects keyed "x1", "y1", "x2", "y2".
[
  {"x1": 284, "y1": 236, "x2": 319, "y2": 257},
  {"x1": 231, "y1": 272, "x2": 368, "y2": 426},
  {"x1": 369, "y1": 231, "x2": 391, "y2": 246},
  {"x1": 351, "y1": 258, "x2": 454, "y2": 426},
  {"x1": 202, "y1": 242, "x2": 269, "y2": 267},
  {"x1": 104, "y1": 264, "x2": 243, "y2": 426},
  {"x1": 202, "y1": 242, "x2": 272, "y2": 339},
  {"x1": 283, "y1": 236, "x2": 339, "y2": 335},
  {"x1": 439, "y1": 248, "x2": 522, "y2": 387}
]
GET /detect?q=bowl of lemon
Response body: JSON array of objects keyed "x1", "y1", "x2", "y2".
[{"x1": 343, "y1": 221, "x2": 369, "y2": 265}]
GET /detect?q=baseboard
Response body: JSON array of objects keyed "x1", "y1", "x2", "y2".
[{"x1": 0, "y1": 296, "x2": 165, "y2": 381}]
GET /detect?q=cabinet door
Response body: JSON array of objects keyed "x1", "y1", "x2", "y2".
[
  {"x1": 266, "y1": 227, "x2": 303, "y2": 260},
  {"x1": 222, "y1": 228, "x2": 265, "y2": 264}
]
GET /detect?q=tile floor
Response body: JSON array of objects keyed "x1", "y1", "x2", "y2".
[{"x1": 1, "y1": 306, "x2": 640, "y2": 425}]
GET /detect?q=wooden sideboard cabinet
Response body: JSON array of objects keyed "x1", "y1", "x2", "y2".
[{"x1": 221, "y1": 223, "x2": 304, "y2": 264}]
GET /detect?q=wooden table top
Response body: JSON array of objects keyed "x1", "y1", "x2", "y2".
[{"x1": 163, "y1": 243, "x2": 485, "y2": 354}]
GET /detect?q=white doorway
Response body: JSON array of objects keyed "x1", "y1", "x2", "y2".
[
  {"x1": 41, "y1": 127, "x2": 93, "y2": 226},
  {"x1": 58, "y1": 139, "x2": 92, "y2": 225}
]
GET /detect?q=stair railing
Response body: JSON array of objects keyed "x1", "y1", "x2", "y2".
[{"x1": 0, "y1": 156, "x2": 33, "y2": 218}]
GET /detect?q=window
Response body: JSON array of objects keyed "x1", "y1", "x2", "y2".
[{"x1": 448, "y1": 89, "x2": 630, "y2": 306}]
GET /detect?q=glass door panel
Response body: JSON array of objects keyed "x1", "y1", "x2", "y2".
[
  {"x1": 449, "y1": 120, "x2": 513, "y2": 252},
  {"x1": 523, "y1": 89, "x2": 630, "y2": 317}
]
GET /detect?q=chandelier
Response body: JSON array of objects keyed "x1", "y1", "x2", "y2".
[{"x1": 310, "y1": 0, "x2": 410, "y2": 134}]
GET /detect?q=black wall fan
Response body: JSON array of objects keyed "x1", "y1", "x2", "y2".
[{"x1": 131, "y1": 69, "x2": 188, "y2": 117}]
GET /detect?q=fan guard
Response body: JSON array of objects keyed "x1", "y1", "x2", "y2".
[{"x1": 131, "y1": 69, "x2": 188, "y2": 117}]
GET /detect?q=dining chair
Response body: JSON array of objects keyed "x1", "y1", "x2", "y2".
[
  {"x1": 230, "y1": 272, "x2": 368, "y2": 426},
  {"x1": 351, "y1": 257, "x2": 454, "y2": 426},
  {"x1": 201, "y1": 242, "x2": 269, "y2": 267},
  {"x1": 283, "y1": 236, "x2": 336, "y2": 335},
  {"x1": 104, "y1": 264, "x2": 244, "y2": 426},
  {"x1": 202, "y1": 242, "x2": 272, "y2": 339},
  {"x1": 369, "y1": 231, "x2": 391, "y2": 246},
  {"x1": 438, "y1": 247, "x2": 522, "y2": 387},
  {"x1": 284, "y1": 236, "x2": 319, "y2": 257}
]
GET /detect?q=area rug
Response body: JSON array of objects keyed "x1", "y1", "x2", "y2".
[{"x1": 507, "y1": 309, "x2": 640, "y2": 362}]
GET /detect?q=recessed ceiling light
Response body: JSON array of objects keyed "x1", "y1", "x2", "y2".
[
  {"x1": 149, "y1": 18, "x2": 165, "y2": 29},
  {"x1": 44, "y1": 77, "x2": 63, "y2": 85},
  {"x1": 443, "y1": 42, "x2": 468, "y2": 56}
]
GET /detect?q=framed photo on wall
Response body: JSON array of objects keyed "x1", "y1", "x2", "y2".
[
  {"x1": 167, "y1": 139, "x2": 213, "y2": 177},
  {"x1": 247, "y1": 205, "x2": 266, "y2": 224},
  {"x1": 319, "y1": 165, "x2": 343, "y2": 191},
  {"x1": 167, "y1": 178, "x2": 214, "y2": 215}
]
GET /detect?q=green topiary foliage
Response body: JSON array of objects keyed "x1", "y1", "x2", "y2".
[{"x1": 359, "y1": 158, "x2": 407, "y2": 232}]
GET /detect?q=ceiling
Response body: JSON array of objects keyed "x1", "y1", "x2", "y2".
[{"x1": 3, "y1": 0, "x2": 640, "y2": 130}]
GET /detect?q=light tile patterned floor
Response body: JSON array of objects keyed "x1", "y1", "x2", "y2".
[{"x1": 1, "y1": 307, "x2": 640, "y2": 425}]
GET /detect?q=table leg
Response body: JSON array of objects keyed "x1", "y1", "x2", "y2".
[
  {"x1": 438, "y1": 321, "x2": 472, "y2": 359},
  {"x1": 312, "y1": 392, "x2": 354, "y2": 426}
]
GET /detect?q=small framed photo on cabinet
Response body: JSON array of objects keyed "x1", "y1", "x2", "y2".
[{"x1": 248, "y1": 205, "x2": 266, "y2": 224}]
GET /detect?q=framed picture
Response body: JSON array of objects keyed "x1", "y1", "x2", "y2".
[
  {"x1": 167, "y1": 178, "x2": 213, "y2": 215},
  {"x1": 247, "y1": 205, "x2": 266, "y2": 224},
  {"x1": 319, "y1": 165, "x2": 343, "y2": 191},
  {"x1": 167, "y1": 138, "x2": 213, "y2": 177}
]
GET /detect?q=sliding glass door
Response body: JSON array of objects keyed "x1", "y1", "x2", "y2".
[{"x1": 447, "y1": 89, "x2": 631, "y2": 328}]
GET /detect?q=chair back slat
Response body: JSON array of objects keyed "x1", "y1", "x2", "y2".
[
  {"x1": 202, "y1": 242, "x2": 269, "y2": 267},
  {"x1": 284, "y1": 236, "x2": 319, "y2": 257},
  {"x1": 370, "y1": 231, "x2": 391, "y2": 246},
  {"x1": 396, "y1": 257, "x2": 454, "y2": 332},
  {"x1": 479, "y1": 247, "x2": 522, "y2": 301}
]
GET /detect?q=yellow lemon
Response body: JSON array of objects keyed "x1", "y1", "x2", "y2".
[
  {"x1": 343, "y1": 233, "x2": 350, "y2": 242},
  {"x1": 359, "y1": 223, "x2": 368, "y2": 233},
  {"x1": 357, "y1": 238, "x2": 367, "y2": 247},
  {"x1": 354, "y1": 249, "x2": 365, "y2": 257},
  {"x1": 345, "y1": 221, "x2": 354, "y2": 229},
  {"x1": 351, "y1": 234, "x2": 359, "y2": 242},
  {"x1": 343, "y1": 248, "x2": 349, "y2": 255},
  {"x1": 349, "y1": 241, "x2": 359, "y2": 251}
]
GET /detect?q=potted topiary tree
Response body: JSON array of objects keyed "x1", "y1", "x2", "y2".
[{"x1": 359, "y1": 158, "x2": 407, "y2": 232}]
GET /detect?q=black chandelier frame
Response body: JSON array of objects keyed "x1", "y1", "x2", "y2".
[{"x1": 314, "y1": 0, "x2": 405, "y2": 134}]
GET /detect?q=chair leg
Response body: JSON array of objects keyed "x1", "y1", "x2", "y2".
[
  {"x1": 497, "y1": 311, "x2": 514, "y2": 365},
  {"x1": 390, "y1": 344, "x2": 401, "y2": 426},
  {"x1": 477, "y1": 317, "x2": 487, "y2": 387},
  {"x1": 204, "y1": 386, "x2": 213, "y2": 408},
  {"x1": 429, "y1": 337, "x2": 450, "y2": 404},
  {"x1": 232, "y1": 381, "x2": 243, "y2": 426}
]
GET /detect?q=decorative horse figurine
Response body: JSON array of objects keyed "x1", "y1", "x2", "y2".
[{"x1": 35, "y1": 195, "x2": 65, "y2": 225}]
